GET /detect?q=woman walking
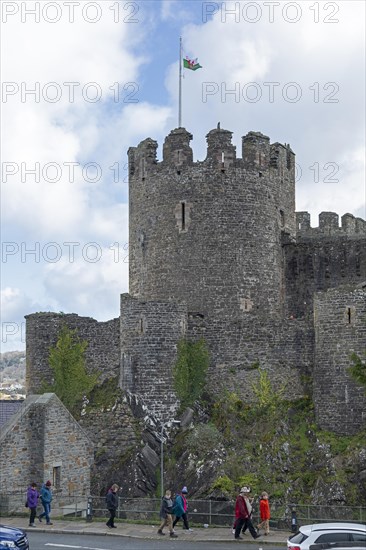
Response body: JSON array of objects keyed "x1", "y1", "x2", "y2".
[{"x1": 26, "y1": 482, "x2": 39, "y2": 527}]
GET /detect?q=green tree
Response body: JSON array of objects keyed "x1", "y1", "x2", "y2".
[
  {"x1": 173, "y1": 338, "x2": 209, "y2": 409},
  {"x1": 252, "y1": 369, "x2": 286, "y2": 413},
  {"x1": 46, "y1": 325, "x2": 98, "y2": 417},
  {"x1": 349, "y1": 351, "x2": 366, "y2": 394}
]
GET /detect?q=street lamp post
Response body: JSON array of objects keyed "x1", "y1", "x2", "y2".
[{"x1": 160, "y1": 420, "x2": 180, "y2": 498}]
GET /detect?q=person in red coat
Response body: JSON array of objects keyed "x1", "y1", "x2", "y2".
[
  {"x1": 233, "y1": 487, "x2": 260, "y2": 540},
  {"x1": 257, "y1": 491, "x2": 271, "y2": 535}
]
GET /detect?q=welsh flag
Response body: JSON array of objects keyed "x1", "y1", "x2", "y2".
[{"x1": 183, "y1": 56, "x2": 202, "y2": 71}]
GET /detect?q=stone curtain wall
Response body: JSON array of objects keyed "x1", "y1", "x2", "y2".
[
  {"x1": 285, "y1": 238, "x2": 366, "y2": 319},
  {"x1": 0, "y1": 394, "x2": 93, "y2": 494},
  {"x1": 313, "y1": 284, "x2": 366, "y2": 434},
  {"x1": 26, "y1": 313, "x2": 120, "y2": 394},
  {"x1": 120, "y1": 294, "x2": 187, "y2": 419},
  {"x1": 203, "y1": 317, "x2": 313, "y2": 402},
  {"x1": 285, "y1": 212, "x2": 366, "y2": 319}
]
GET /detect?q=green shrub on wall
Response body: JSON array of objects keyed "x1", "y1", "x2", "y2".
[
  {"x1": 252, "y1": 369, "x2": 286, "y2": 414},
  {"x1": 349, "y1": 351, "x2": 366, "y2": 394},
  {"x1": 173, "y1": 338, "x2": 209, "y2": 409},
  {"x1": 45, "y1": 325, "x2": 99, "y2": 417}
]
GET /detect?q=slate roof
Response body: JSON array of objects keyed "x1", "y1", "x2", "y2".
[{"x1": 0, "y1": 399, "x2": 24, "y2": 427}]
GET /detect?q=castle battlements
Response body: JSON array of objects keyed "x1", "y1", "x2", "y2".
[
  {"x1": 296, "y1": 211, "x2": 366, "y2": 238},
  {"x1": 127, "y1": 127, "x2": 295, "y2": 178}
]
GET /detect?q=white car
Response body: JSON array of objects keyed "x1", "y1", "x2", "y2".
[
  {"x1": 287, "y1": 522, "x2": 366, "y2": 550},
  {"x1": 310, "y1": 543, "x2": 366, "y2": 550}
]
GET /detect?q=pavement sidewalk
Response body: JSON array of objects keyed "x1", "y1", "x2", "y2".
[{"x1": 1, "y1": 516, "x2": 290, "y2": 544}]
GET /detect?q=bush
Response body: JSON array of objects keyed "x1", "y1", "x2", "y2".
[{"x1": 173, "y1": 339, "x2": 209, "y2": 409}]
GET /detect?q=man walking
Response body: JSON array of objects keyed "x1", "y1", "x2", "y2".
[
  {"x1": 39, "y1": 480, "x2": 53, "y2": 525},
  {"x1": 106, "y1": 484, "x2": 119, "y2": 528}
]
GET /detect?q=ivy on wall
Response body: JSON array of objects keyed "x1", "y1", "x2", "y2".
[
  {"x1": 44, "y1": 325, "x2": 99, "y2": 417},
  {"x1": 173, "y1": 338, "x2": 209, "y2": 409},
  {"x1": 349, "y1": 351, "x2": 366, "y2": 394}
]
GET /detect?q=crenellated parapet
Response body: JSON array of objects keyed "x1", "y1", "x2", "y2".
[
  {"x1": 296, "y1": 211, "x2": 366, "y2": 237},
  {"x1": 128, "y1": 126, "x2": 295, "y2": 177}
]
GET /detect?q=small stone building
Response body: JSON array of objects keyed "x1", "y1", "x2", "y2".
[{"x1": 0, "y1": 393, "x2": 93, "y2": 495}]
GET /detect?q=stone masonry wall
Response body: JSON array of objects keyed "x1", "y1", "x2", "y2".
[
  {"x1": 120, "y1": 294, "x2": 187, "y2": 420},
  {"x1": 43, "y1": 394, "x2": 93, "y2": 496},
  {"x1": 200, "y1": 316, "x2": 314, "y2": 402},
  {"x1": 26, "y1": 313, "x2": 120, "y2": 394},
  {"x1": 313, "y1": 284, "x2": 366, "y2": 434}
]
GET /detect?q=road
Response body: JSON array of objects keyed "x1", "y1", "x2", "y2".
[{"x1": 27, "y1": 531, "x2": 285, "y2": 550}]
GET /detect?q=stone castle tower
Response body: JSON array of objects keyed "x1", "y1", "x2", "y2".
[{"x1": 26, "y1": 127, "x2": 366, "y2": 434}]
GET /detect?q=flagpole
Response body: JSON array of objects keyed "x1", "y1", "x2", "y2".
[{"x1": 178, "y1": 36, "x2": 182, "y2": 128}]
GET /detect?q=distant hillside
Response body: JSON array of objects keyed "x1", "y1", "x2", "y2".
[{"x1": 0, "y1": 351, "x2": 26, "y2": 384}]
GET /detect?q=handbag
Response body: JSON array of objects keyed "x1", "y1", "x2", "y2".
[{"x1": 25, "y1": 500, "x2": 28, "y2": 507}]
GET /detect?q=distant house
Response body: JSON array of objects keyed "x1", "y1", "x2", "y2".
[{"x1": 0, "y1": 393, "x2": 93, "y2": 495}]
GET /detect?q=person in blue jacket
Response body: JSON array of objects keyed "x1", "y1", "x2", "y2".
[
  {"x1": 38, "y1": 480, "x2": 53, "y2": 525},
  {"x1": 172, "y1": 486, "x2": 192, "y2": 531}
]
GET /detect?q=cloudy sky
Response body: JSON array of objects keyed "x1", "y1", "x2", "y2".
[{"x1": 1, "y1": 0, "x2": 365, "y2": 351}]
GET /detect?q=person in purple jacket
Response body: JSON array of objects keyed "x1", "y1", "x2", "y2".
[{"x1": 26, "y1": 482, "x2": 39, "y2": 527}]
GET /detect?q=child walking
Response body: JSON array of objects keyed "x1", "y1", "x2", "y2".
[{"x1": 257, "y1": 491, "x2": 270, "y2": 535}]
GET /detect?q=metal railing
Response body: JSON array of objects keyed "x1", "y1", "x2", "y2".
[{"x1": 1, "y1": 493, "x2": 365, "y2": 528}]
